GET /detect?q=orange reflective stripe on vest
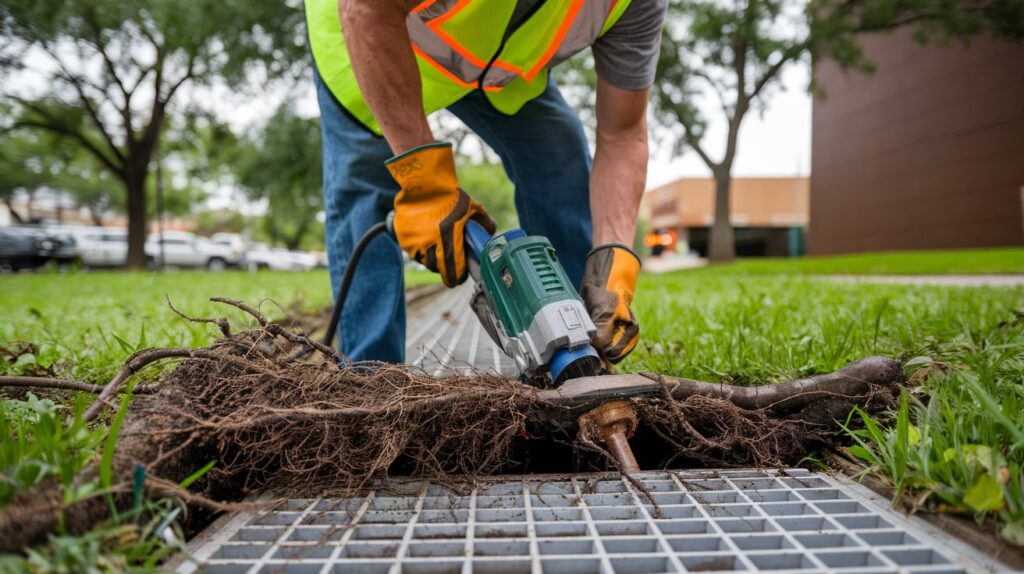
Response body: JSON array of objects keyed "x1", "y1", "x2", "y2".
[{"x1": 306, "y1": 0, "x2": 633, "y2": 134}]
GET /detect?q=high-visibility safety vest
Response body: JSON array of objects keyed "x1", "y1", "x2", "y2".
[{"x1": 307, "y1": 0, "x2": 633, "y2": 135}]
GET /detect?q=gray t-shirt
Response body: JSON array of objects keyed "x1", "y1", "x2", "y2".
[
  {"x1": 511, "y1": 0, "x2": 667, "y2": 91},
  {"x1": 592, "y1": 0, "x2": 668, "y2": 90}
]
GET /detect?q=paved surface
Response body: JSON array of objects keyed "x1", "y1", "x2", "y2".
[
  {"x1": 820, "y1": 274, "x2": 1024, "y2": 287},
  {"x1": 177, "y1": 468, "x2": 1003, "y2": 573},
  {"x1": 405, "y1": 283, "x2": 519, "y2": 378},
  {"x1": 643, "y1": 255, "x2": 707, "y2": 274}
]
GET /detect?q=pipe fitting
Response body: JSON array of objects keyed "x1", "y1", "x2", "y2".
[{"x1": 578, "y1": 400, "x2": 640, "y2": 473}]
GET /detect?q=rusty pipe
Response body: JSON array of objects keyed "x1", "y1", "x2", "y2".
[{"x1": 578, "y1": 400, "x2": 640, "y2": 473}]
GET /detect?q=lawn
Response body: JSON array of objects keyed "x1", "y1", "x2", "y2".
[
  {"x1": 688, "y1": 246, "x2": 1024, "y2": 276},
  {"x1": 0, "y1": 268, "x2": 438, "y2": 383},
  {"x1": 625, "y1": 271, "x2": 1024, "y2": 544},
  {"x1": 1, "y1": 257, "x2": 1022, "y2": 567}
]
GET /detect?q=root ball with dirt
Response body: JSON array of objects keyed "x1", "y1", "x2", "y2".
[{"x1": 0, "y1": 298, "x2": 905, "y2": 553}]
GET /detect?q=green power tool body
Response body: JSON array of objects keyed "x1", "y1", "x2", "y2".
[{"x1": 465, "y1": 220, "x2": 603, "y2": 387}]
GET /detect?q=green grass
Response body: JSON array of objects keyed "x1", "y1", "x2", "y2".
[
  {"x1": 624, "y1": 271, "x2": 1024, "y2": 543},
  {"x1": 404, "y1": 268, "x2": 443, "y2": 286},
  {"x1": 1, "y1": 257, "x2": 1023, "y2": 555},
  {"x1": 0, "y1": 395, "x2": 196, "y2": 572},
  {"x1": 1, "y1": 270, "x2": 333, "y2": 384},
  {"x1": 0, "y1": 267, "x2": 437, "y2": 569},
  {"x1": 0, "y1": 268, "x2": 438, "y2": 384},
  {"x1": 684, "y1": 247, "x2": 1024, "y2": 276},
  {"x1": 626, "y1": 272, "x2": 1022, "y2": 381}
]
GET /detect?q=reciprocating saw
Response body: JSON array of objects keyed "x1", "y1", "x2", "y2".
[
  {"x1": 323, "y1": 216, "x2": 604, "y2": 387},
  {"x1": 464, "y1": 220, "x2": 602, "y2": 387}
]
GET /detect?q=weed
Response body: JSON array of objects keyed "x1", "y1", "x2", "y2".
[
  {"x1": 1, "y1": 388, "x2": 200, "y2": 570},
  {"x1": 0, "y1": 394, "x2": 104, "y2": 507},
  {"x1": 841, "y1": 341, "x2": 1024, "y2": 543}
]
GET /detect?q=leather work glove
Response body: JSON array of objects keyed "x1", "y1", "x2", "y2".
[
  {"x1": 581, "y1": 244, "x2": 641, "y2": 364},
  {"x1": 385, "y1": 142, "x2": 496, "y2": 287}
]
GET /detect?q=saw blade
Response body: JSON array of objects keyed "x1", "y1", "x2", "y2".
[{"x1": 551, "y1": 354, "x2": 603, "y2": 387}]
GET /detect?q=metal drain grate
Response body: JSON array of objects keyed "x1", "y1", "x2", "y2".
[
  {"x1": 406, "y1": 283, "x2": 518, "y2": 378},
  {"x1": 177, "y1": 469, "x2": 995, "y2": 573}
]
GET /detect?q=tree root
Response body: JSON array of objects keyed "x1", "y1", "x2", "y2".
[
  {"x1": 0, "y1": 375, "x2": 160, "y2": 395},
  {"x1": 0, "y1": 298, "x2": 906, "y2": 554}
]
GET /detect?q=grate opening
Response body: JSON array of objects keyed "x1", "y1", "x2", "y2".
[{"x1": 181, "y1": 469, "x2": 980, "y2": 574}]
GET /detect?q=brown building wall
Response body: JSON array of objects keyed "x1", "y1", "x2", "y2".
[{"x1": 808, "y1": 29, "x2": 1024, "y2": 254}]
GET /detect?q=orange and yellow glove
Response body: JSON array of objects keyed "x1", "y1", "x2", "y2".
[
  {"x1": 385, "y1": 142, "x2": 496, "y2": 287},
  {"x1": 581, "y1": 244, "x2": 641, "y2": 364}
]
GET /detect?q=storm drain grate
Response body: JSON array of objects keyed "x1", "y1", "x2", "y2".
[
  {"x1": 406, "y1": 283, "x2": 518, "y2": 378},
  {"x1": 177, "y1": 468, "x2": 994, "y2": 573}
]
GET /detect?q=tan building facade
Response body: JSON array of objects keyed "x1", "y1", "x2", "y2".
[
  {"x1": 809, "y1": 29, "x2": 1024, "y2": 254},
  {"x1": 641, "y1": 176, "x2": 809, "y2": 257}
]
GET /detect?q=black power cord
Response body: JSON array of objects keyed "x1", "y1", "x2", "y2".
[{"x1": 322, "y1": 220, "x2": 391, "y2": 347}]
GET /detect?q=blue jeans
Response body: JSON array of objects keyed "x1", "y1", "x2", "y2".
[{"x1": 316, "y1": 74, "x2": 593, "y2": 362}]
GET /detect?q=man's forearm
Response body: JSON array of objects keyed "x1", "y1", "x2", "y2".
[
  {"x1": 590, "y1": 130, "x2": 648, "y2": 246},
  {"x1": 340, "y1": 0, "x2": 432, "y2": 154},
  {"x1": 590, "y1": 80, "x2": 649, "y2": 247}
]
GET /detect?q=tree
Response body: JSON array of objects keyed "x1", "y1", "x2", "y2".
[
  {"x1": 45, "y1": 143, "x2": 124, "y2": 225},
  {"x1": 234, "y1": 106, "x2": 323, "y2": 251},
  {"x1": 0, "y1": 109, "x2": 122, "y2": 225},
  {"x1": 654, "y1": 0, "x2": 1024, "y2": 262},
  {"x1": 1, "y1": 0, "x2": 305, "y2": 266}
]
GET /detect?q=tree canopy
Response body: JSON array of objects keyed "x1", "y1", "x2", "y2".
[
  {"x1": 1, "y1": 0, "x2": 306, "y2": 265},
  {"x1": 233, "y1": 106, "x2": 323, "y2": 251}
]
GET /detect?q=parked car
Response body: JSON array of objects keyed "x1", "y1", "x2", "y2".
[
  {"x1": 0, "y1": 227, "x2": 45, "y2": 272},
  {"x1": 0, "y1": 226, "x2": 80, "y2": 271},
  {"x1": 288, "y1": 250, "x2": 320, "y2": 271},
  {"x1": 24, "y1": 228, "x2": 79, "y2": 267},
  {"x1": 145, "y1": 231, "x2": 240, "y2": 270},
  {"x1": 243, "y1": 243, "x2": 296, "y2": 270},
  {"x1": 210, "y1": 233, "x2": 248, "y2": 265},
  {"x1": 272, "y1": 247, "x2": 306, "y2": 271},
  {"x1": 65, "y1": 227, "x2": 129, "y2": 267}
]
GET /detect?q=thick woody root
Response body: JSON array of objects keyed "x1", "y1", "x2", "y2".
[{"x1": 0, "y1": 298, "x2": 904, "y2": 553}]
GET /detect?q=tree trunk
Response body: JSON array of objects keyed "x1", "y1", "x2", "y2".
[
  {"x1": 25, "y1": 190, "x2": 34, "y2": 221},
  {"x1": 284, "y1": 208, "x2": 314, "y2": 251},
  {"x1": 708, "y1": 168, "x2": 735, "y2": 263},
  {"x1": 2, "y1": 198, "x2": 25, "y2": 224},
  {"x1": 266, "y1": 219, "x2": 280, "y2": 246},
  {"x1": 124, "y1": 164, "x2": 149, "y2": 269},
  {"x1": 88, "y1": 205, "x2": 103, "y2": 227}
]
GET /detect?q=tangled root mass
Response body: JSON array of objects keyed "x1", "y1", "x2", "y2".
[{"x1": 0, "y1": 299, "x2": 903, "y2": 552}]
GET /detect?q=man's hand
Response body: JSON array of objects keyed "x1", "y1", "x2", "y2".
[
  {"x1": 581, "y1": 244, "x2": 641, "y2": 363},
  {"x1": 584, "y1": 80, "x2": 648, "y2": 364},
  {"x1": 386, "y1": 142, "x2": 496, "y2": 287}
]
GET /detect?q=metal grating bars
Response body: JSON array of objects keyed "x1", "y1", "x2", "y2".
[
  {"x1": 177, "y1": 469, "x2": 995, "y2": 574},
  {"x1": 406, "y1": 283, "x2": 518, "y2": 378}
]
